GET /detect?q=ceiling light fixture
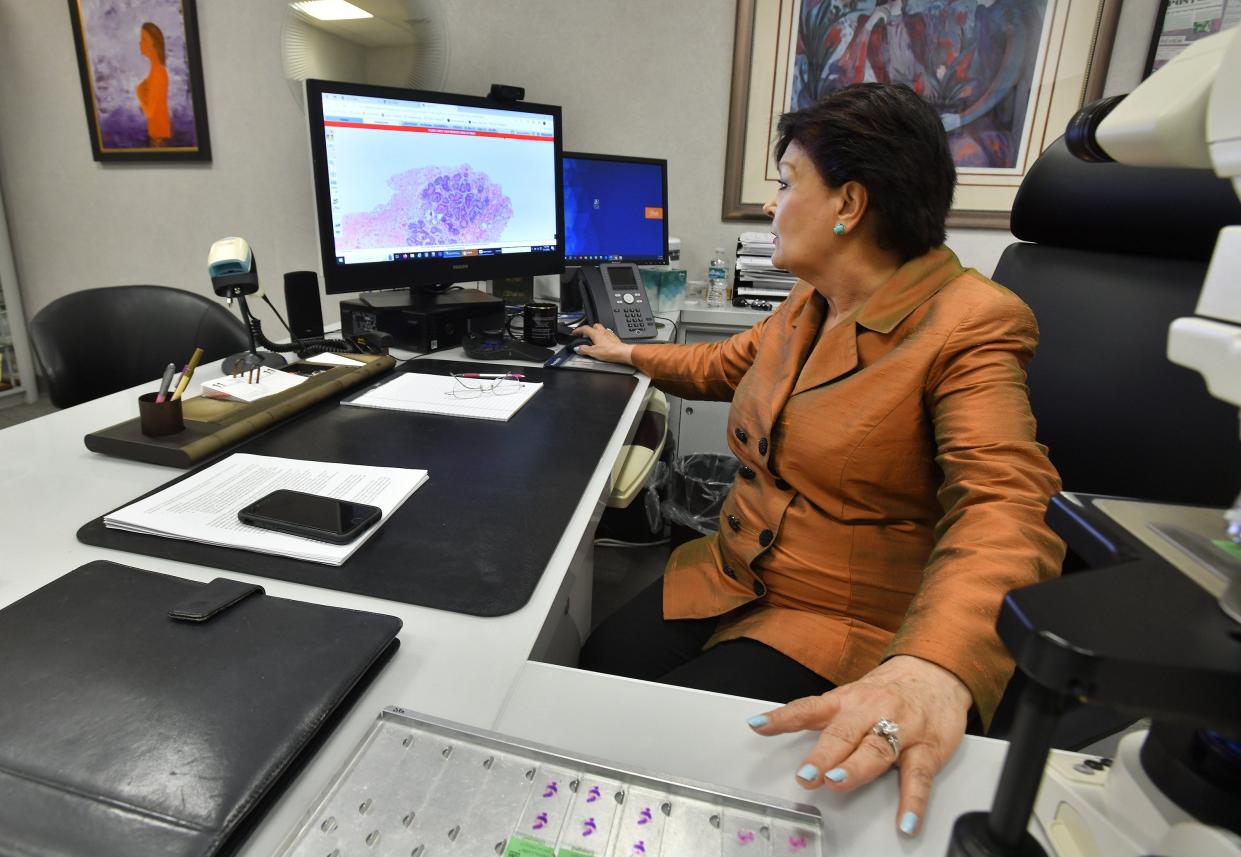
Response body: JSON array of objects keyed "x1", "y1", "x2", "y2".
[{"x1": 289, "y1": 0, "x2": 373, "y2": 22}]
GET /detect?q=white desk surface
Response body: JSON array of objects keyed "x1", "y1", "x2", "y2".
[
  {"x1": 496, "y1": 662, "x2": 1020, "y2": 857},
  {"x1": 0, "y1": 337, "x2": 1039, "y2": 856},
  {"x1": 0, "y1": 350, "x2": 651, "y2": 855}
]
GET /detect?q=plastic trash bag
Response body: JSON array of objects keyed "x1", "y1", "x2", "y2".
[{"x1": 661, "y1": 453, "x2": 740, "y2": 536}]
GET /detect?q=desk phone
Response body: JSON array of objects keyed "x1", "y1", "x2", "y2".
[{"x1": 577, "y1": 264, "x2": 658, "y2": 340}]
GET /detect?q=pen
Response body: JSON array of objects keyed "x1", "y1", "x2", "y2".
[
  {"x1": 170, "y1": 347, "x2": 205, "y2": 402},
  {"x1": 154, "y1": 363, "x2": 176, "y2": 403},
  {"x1": 461, "y1": 372, "x2": 525, "y2": 380}
]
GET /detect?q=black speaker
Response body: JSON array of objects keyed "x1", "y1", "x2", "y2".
[{"x1": 284, "y1": 270, "x2": 324, "y2": 340}]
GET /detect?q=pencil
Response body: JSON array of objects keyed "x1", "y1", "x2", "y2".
[{"x1": 170, "y1": 347, "x2": 205, "y2": 402}]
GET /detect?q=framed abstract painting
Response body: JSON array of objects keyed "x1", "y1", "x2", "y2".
[
  {"x1": 723, "y1": 0, "x2": 1122, "y2": 227},
  {"x1": 68, "y1": 0, "x2": 211, "y2": 162}
]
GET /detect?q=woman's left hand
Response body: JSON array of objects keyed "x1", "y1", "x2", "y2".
[{"x1": 747, "y1": 655, "x2": 973, "y2": 838}]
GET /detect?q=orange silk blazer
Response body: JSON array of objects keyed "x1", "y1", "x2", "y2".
[{"x1": 630, "y1": 248, "x2": 1064, "y2": 728}]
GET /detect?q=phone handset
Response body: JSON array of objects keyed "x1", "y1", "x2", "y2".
[{"x1": 575, "y1": 263, "x2": 658, "y2": 340}]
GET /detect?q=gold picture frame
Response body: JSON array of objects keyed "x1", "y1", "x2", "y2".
[{"x1": 722, "y1": 0, "x2": 1121, "y2": 228}]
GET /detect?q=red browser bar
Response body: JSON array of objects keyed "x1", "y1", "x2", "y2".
[{"x1": 324, "y1": 121, "x2": 552, "y2": 142}]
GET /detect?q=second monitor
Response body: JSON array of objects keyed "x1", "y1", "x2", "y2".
[
  {"x1": 561, "y1": 152, "x2": 667, "y2": 334},
  {"x1": 563, "y1": 152, "x2": 668, "y2": 266}
]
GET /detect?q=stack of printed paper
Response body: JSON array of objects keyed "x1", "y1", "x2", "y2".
[
  {"x1": 736, "y1": 231, "x2": 797, "y2": 301},
  {"x1": 104, "y1": 453, "x2": 428, "y2": 565}
]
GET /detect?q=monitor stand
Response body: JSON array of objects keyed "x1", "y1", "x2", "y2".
[{"x1": 356, "y1": 286, "x2": 454, "y2": 309}]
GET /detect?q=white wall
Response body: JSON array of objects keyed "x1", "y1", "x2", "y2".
[{"x1": 0, "y1": 0, "x2": 1160, "y2": 331}]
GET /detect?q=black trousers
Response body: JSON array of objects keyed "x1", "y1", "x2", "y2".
[{"x1": 579, "y1": 577, "x2": 835, "y2": 703}]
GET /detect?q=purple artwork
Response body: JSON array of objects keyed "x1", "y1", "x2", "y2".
[
  {"x1": 791, "y1": 0, "x2": 1050, "y2": 169},
  {"x1": 69, "y1": 0, "x2": 210, "y2": 160},
  {"x1": 340, "y1": 165, "x2": 514, "y2": 252}
]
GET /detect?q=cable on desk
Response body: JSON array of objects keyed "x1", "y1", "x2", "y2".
[
  {"x1": 503, "y1": 309, "x2": 524, "y2": 340},
  {"x1": 258, "y1": 295, "x2": 355, "y2": 356},
  {"x1": 654, "y1": 315, "x2": 679, "y2": 342},
  {"x1": 594, "y1": 537, "x2": 670, "y2": 549}
]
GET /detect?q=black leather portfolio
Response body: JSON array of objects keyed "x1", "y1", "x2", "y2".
[{"x1": 0, "y1": 561, "x2": 402, "y2": 857}]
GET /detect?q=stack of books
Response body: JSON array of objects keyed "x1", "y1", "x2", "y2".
[{"x1": 735, "y1": 232, "x2": 798, "y2": 303}]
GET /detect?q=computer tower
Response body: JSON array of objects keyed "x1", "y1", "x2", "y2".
[{"x1": 339, "y1": 290, "x2": 505, "y2": 353}]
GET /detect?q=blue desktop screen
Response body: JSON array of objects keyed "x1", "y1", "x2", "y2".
[{"x1": 563, "y1": 154, "x2": 667, "y2": 264}]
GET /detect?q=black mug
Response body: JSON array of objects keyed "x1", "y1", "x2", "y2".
[{"x1": 523, "y1": 302, "x2": 558, "y2": 346}]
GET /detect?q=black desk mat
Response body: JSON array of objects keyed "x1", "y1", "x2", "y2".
[{"x1": 79, "y1": 360, "x2": 638, "y2": 616}]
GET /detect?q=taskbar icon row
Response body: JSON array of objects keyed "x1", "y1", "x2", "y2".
[{"x1": 390, "y1": 244, "x2": 556, "y2": 261}]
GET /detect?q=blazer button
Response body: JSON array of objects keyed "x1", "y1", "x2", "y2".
[
  {"x1": 758, "y1": 529, "x2": 774, "y2": 547},
  {"x1": 727, "y1": 514, "x2": 741, "y2": 532},
  {"x1": 739, "y1": 465, "x2": 755, "y2": 480},
  {"x1": 774, "y1": 478, "x2": 791, "y2": 491},
  {"x1": 723, "y1": 563, "x2": 737, "y2": 579},
  {"x1": 752, "y1": 580, "x2": 766, "y2": 596},
  {"x1": 735, "y1": 427, "x2": 748, "y2": 443},
  {"x1": 758, "y1": 437, "x2": 769, "y2": 456}
]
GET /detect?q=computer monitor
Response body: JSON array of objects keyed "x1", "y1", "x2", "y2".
[
  {"x1": 563, "y1": 152, "x2": 668, "y2": 266},
  {"x1": 305, "y1": 79, "x2": 564, "y2": 300}
]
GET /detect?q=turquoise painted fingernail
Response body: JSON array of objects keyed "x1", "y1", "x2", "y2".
[
  {"x1": 796, "y1": 764, "x2": 819, "y2": 782},
  {"x1": 747, "y1": 715, "x2": 769, "y2": 729},
  {"x1": 900, "y1": 811, "x2": 918, "y2": 836},
  {"x1": 825, "y1": 767, "x2": 847, "y2": 783}
]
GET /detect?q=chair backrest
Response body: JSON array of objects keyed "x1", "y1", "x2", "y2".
[
  {"x1": 993, "y1": 139, "x2": 1241, "y2": 506},
  {"x1": 30, "y1": 285, "x2": 250, "y2": 409}
]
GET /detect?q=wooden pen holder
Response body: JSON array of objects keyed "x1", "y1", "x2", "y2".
[{"x1": 137, "y1": 392, "x2": 185, "y2": 437}]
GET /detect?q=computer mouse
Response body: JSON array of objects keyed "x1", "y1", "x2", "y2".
[{"x1": 565, "y1": 335, "x2": 593, "y2": 354}]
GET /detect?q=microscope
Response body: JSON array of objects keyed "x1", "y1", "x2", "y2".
[{"x1": 949, "y1": 27, "x2": 1241, "y2": 857}]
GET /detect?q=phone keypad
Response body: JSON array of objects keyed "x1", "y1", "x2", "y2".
[
  {"x1": 620, "y1": 304, "x2": 649, "y2": 334},
  {"x1": 613, "y1": 291, "x2": 650, "y2": 335}
]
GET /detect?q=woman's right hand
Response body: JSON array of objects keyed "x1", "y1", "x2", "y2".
[{"x1": 573, "y1": 323, "x2": 637, "y2": 366}]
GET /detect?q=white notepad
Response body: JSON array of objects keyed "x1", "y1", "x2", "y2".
[
  {"x1": 342, "y1": 372, "x2": 543, "y2": 421},
  {"x1": 200, "y1": 366, "x2": 307, "y2": 402},
  {"x1": 103, "y1": 453, "x2": 428, "y2": 566}
]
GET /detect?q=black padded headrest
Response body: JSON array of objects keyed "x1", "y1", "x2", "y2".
[{"x1": 1010, "y1": 137, "x2": 1241, "y2": 262}]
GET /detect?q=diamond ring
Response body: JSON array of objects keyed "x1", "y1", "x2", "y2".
[{"x1": 871, "y1": 718, "x2": 901, "y2": 760}]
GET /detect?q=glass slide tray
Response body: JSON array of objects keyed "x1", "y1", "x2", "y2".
[{"x1": 277, "y1": 706, "x2": 824, "y2": 857}]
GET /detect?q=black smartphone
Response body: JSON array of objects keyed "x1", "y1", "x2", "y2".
[{"x1": 238, "y1": 489, "x2": 381, "y2": 544}]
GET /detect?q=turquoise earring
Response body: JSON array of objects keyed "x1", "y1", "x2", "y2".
[{"x1": 833, "y1": 223, "x2": 846, "y2": 236}]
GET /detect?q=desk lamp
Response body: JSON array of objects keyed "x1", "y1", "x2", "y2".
[
  {"x1": 949, "y1": 28, "x2": 1241, "y2": 857},
  {"x1": 207, "y1": 237, "x2": 288, "y2": 374}
]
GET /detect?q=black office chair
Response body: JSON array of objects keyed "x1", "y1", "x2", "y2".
[
  {"x1": 985, "y1": 137, "x2": 1241, "y2": 747},
  {"x1": 995, "y1": 137, "x2": 1241, "y2": 507},
  {"x1": 30, "y1": 285, "x2": 250, "y2": 409}
]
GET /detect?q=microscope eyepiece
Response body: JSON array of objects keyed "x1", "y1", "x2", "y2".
[{"x1": 1065, "y1": 95, "x2": 1127, "y2": 163}]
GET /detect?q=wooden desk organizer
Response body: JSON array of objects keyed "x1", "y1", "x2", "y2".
[{"x1": 85, "y1": 354, "x2": 396, "y2": 468}]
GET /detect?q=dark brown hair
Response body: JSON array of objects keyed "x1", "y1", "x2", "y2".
[
  {"x1": 776, "y1": 83, "x2": 956, "y2": 261},
  {"x1": 141, "y1": 22, "x2": 166, "y2": 65}
]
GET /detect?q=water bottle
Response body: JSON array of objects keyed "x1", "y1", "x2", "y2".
[{"x1": 707, "y1": 248, "x2": 729, "y2": 308}]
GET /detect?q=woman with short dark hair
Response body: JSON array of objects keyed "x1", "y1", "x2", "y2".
[{"x1": 576, "y1": 82, "x2": 1063, "y2": 838}]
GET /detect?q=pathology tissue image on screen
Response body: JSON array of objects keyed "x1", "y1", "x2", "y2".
[
  {"x1": 319, "y1": 91, "x2": 558, "y2": 264},
  {"x1": 564, "y1": 156, "x2": 665, "y2": 263}
]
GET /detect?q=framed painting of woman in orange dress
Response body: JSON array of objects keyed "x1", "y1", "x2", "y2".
[{"x1": 67, "y1": 0, "x2": 211, "y2": 161}]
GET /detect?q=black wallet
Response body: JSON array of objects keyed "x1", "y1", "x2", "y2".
[{"x1": 0, "y1": 561, "x2": 402, "y2": 857}]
